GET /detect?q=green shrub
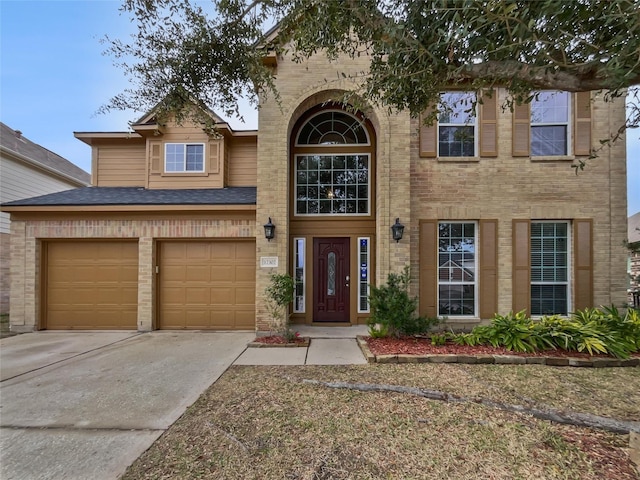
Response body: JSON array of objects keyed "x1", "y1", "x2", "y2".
[
  {"x1": 430, "y1": 332, "x2": 449, "y2": 346},
  {"x1": 449, "y1": 306, "x2": 640, "y2": 358},
  {"x1": 368, "y1": 266, "x2": 439, "y2": 337},
  {"x1": 265, "y1": 273, "x2": 296, "y2": 340},
  {"x1": 367, "y1": 322, "x2": 390, "y2": 338}
]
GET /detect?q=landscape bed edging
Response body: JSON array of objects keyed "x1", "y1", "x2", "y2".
[{"x1": 356, "y1": 336, "x2": 640, "y2": 368}]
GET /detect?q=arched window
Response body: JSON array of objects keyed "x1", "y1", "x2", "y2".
[
  {"x1": 293, "y1": 109, "x2": 373, "y2": 216},
  {"x1": 296, "y1": 111, "x2": 369, "y2": 145}
]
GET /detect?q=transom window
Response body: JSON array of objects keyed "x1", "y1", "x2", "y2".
[
  {"x1": 295, "y1": 154, "x2": 369, "y2": 215},
  {"x1": 165, "y1": 143, "x2": 204, "y2": 172},
  {"x1": 531, "y1": 91, "x2": 570, "y2": 156},
  {"x1": 296, "y1": 110, "x2": 369, "y2": 145},
  {"x1": 438, "y1": 222, "x2": 477, "y2": 316},
  {"x1": 438, "y1": 92, "x2": 477, "y2": 157},
  {"x1": 531, "y1": 221, "x2": 570, "y2": 315}
]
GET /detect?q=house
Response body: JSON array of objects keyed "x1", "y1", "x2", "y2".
[
  {"x1": 0, "y1": 123, "x2": 90, "y2": 315},
  {"x1": 629, "y1": 212, "x2": 640, "y2": 307},
  {"x1": 1, "y1": 46, "x2": 628, "y2": 333}
]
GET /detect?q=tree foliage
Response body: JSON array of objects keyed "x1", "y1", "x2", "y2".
[{"x1": 103, "y1": 0, "x2": 640, "y2": 135}]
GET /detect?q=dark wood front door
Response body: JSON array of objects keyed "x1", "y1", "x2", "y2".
[{"x1": 313, "y1": 237, "x2": 350, "y2": 322}]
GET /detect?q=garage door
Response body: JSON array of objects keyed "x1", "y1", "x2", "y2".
[
  {"x1": 45, "y1": 241, "x2": 138, "y2": 330},
  {"x1": 158, "y1": 240, "x2": 256, "y2": 330}
]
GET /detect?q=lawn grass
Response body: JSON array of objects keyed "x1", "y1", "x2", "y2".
[{"x1": 122, "y1": 364, "x2": 639, "y2": 480}]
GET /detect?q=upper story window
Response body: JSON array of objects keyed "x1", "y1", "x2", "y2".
[
  {"x1": 165, "y1": 143, "x2": 205, "y2": 172},
  {"x1": 296, "y1": 111, "x2": 369, "y2": 145},
  {"x1": 438, "y1": 92, "x2": 477, "y2": 157},
  {"x1": 530, "y1": 91, "x2": 570, "y2": 156}
]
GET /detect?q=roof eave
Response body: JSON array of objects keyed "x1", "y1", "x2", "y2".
[{"x1": 1, "y1": 204, "x2": 257, "y2": 213}]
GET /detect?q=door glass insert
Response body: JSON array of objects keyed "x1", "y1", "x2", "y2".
[{"x1": 327, "y1": 252, "x2": 336, "y2": 295}]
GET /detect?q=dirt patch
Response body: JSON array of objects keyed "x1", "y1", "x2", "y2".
[{"x1": 122, "y1": 365, "x2": 640, "y2": 480}]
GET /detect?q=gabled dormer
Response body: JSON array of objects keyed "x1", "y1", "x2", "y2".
[{"x1": 75, "y1": 104, "x2": 257, "y2": 189}]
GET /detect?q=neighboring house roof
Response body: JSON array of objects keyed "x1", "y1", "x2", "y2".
[
  {"x1": 0, "y1": 122, "x2": 90, "y2": 185},
  {"x1": 1, "y1": 186, "x2": 257, "y2": 207},
  {"x1": 630, "y1": 212, "x2": 640, "y2": 244}
]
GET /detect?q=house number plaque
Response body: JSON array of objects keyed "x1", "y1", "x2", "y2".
[{"x1": 260, "y1": 256, "x2": 279, "y2": 268}]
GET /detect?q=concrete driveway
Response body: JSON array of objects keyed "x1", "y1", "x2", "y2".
[{"x1": 0, "y1": 330, "x2": 253, "y2": 480}]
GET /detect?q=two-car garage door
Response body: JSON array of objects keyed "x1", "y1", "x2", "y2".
[{"x1": 43, "y1": 240, "x2": 255, "y2": 330}]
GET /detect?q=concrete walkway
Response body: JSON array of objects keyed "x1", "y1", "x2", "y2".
[{"x1": 234, "y1": 325, "x2": 369, "y2": 365}]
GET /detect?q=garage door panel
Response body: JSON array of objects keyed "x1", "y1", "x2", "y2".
[
  {"x1": 186, "y1": 288, "x2": 210, "y2": 304},
  {"x1": 159, "y1": 240, "x2": 256, "y2": 330},
  {"x1": 210, "y1": 287, "x2": 233, "y2": 304},
  {"x1": 235, "y1": 287, "x2": 256, "y2": 305},
  {"x1": 210, "y1": 265, "x2": 234, "y2": 281},
  {"x1": 185, "y1": 265, "x2": 211, "y2": 281},
  {"x1": 162, "y1": 287, "x2": 187, "y2": 305},
  {"x1": 186, "y1": 243, "x2": 209, "y2": 260},
  {"x1": 210, "y1": 243, "x2": 233, "y2": 259},
  {"x1": 236, "y1": 265, "x2": 256, "y2": 282},
  {"x1": 45, "y1": 241, "x2": 138, "y2": 330},
  {"x1": 235, "y1": 242, "x2": 255, "y2": 259}
]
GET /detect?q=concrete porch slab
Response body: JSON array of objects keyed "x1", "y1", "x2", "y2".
[{"x1": 306, "y1": 338, "x2": 367, "y2": 365}]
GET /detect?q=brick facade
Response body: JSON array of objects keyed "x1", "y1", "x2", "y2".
[
  {"x1": 4, "y1": 48, "x2": 629, "y2": 333},
  {"x1": 8, "y1": 215, "x2": 255, "y2": 332}
]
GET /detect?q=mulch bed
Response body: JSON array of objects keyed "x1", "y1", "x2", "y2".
[
  {"x1": 249, "y1": 335, "x2": 310, "y2": 347},
  {"x1": 365, "y1": 336, "x2": 640, "y2": 359}
]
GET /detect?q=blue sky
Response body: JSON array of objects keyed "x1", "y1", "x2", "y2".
[{"x1": 1, "y1": 0, "x2": 638, "y2": 216}]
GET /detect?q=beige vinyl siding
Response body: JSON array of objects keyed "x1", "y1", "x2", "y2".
[
  {"x1": 95, "y1": 142, "x2": 146, "y2": 187},
  {"x1": 0, "y1": 156, "x2": 86, "y2": 233},
  {"x1": 227, "y1": 136, "x2": 257, "y2": 186},
  {"x1": 147, "y1": 122, "x2": 225, "y2": 189}
]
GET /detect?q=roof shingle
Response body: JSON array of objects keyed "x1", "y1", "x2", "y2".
[
  {"x1": 1, "y1": 186, "x2": 257, "y2": 207},
  {"x1": 0, "y1": 122, "x2": 90, "y2": 184}
]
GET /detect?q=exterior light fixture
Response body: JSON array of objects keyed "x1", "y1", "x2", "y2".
[
  {"x1": 391, "y1": 217, "x2": 405, "y2": 243},
  {"x1": 263, "y1": 217, "x2": 275, "y2": 241}
]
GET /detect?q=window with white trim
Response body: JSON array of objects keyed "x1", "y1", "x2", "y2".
[
  {"x1": 530, "y1": 221, "x2": 570, "y2": 315},
  {"x1": 438, "y1": 92, "x2": 477, "y2": 157},
  {"x1": 438, "y1": 222, "x2": 477, "y2": 316},
  {"x1": 293, "y1": 238, "x2": 305, "y2": 313},
  {"x1": 531, "y1": 91, "x2": 570, "y2": 156},
  {"x1": 165, "y1": 143, "x2": 205, "y2": 172}
]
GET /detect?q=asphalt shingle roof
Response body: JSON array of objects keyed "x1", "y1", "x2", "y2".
[
  {"x1": 2, "y1": 186, "x2": 257, "y2": 207},
  {"x1": 1, "y1": 122, "x2": 91, "y2": 184}
]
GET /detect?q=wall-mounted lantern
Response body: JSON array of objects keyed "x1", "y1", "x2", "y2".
[
  {"x1": 391, "y1": 217, "x2": 405, "y2": 243},
  {"x1": 263, "y1": 217, "x2": 275, "y2": 241}
]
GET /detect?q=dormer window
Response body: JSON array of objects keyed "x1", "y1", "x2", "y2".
[{"x1": 165, "y1": 143, "x2": 205, "y2": 172}]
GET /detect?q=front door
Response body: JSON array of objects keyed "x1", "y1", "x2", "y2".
[{"x1": 313, "y1": 237, "x2": 350, "y2": 322}]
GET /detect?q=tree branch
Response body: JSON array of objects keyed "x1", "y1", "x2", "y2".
[{"x1": 301, "y1": 379, "x2": 640, "y2": 435}]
